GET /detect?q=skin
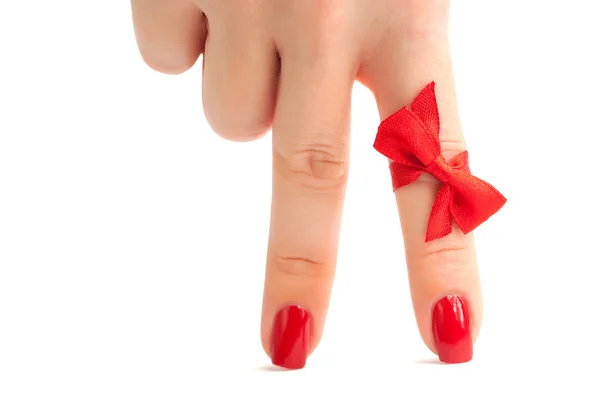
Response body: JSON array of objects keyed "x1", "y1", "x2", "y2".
[{"x1": 130, "y1": 0, "x2": 482, "y2": 360}]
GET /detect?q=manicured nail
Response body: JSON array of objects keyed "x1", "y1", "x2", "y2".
[
  {"x1": 432, "y1": 295, "x2": 473, "y2": 363},
  {"x1": 270, "y1": 305, "x2": 311, "y2": 369}
]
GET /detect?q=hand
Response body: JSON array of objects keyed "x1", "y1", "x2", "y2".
[{"x1": 131, "y1": 0, "x2": 480, "y2": 368}]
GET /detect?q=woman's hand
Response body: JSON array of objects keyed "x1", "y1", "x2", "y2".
[{"x1": 131, "y1": 0, "x2": 480, "y2": 368}]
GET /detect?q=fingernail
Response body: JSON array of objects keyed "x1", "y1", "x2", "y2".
[
  {"x1": 432, "y1": 295, "x2": 473, "y2": 363},
  {"x1": 270, "y1": 305, "x2": 311, "y2": 369}
]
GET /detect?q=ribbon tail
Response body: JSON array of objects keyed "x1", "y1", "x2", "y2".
[
  {"x1": 426, "y1": 183, "x2": 454, "y2": 242},
  {"x1": 451, "y1": 174, "x2": 507, "y2": 235}
]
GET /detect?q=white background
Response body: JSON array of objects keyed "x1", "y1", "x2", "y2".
[{"x1": 1, "y1": 1, "x2": 599, "y2": 399}]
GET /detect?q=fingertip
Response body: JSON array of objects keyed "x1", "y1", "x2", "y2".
[
  {"x1": 139, "y1": 49, "x2": 201, "y2": 75},
  {"x1": 203, "y1": 105, "x2": 272, "y2": 142},
  {"x1": 267, "y1": 305, "x2": 312, "y2": 369},
  {"x1": 431, "y1": 294, "x2": 474, "y2": 363}
]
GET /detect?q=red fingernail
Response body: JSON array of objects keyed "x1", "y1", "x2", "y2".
[
  {"x1": 270, "y1": 305, "x2": 311, "y2": 369},
  {"x1": 432, "y1": 295, "x2": 473, "y2": 363}
]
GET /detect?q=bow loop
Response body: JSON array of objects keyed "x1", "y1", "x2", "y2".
[{"x1": 375, "y1": 107, "x2": 440, "y2": 167}]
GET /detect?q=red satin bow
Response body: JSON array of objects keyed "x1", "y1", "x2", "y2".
[{"x1": 373, "y1": 82, "x2": 506, "y2": 242}]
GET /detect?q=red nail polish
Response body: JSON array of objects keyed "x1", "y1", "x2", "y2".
[
  {"x1": 270, "y1": 305, "x2": 311, "y2": 369},
  {"x1": 432, "y1": 295, "x2": 473, "y2": 363}
]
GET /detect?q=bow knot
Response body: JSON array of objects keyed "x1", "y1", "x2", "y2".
[
  {"x1": 373, "y1": 82, "x2": 506, "y2": 242},
  {"x1": 426, "y1": 154, "x2": 460, "y2": 183}
]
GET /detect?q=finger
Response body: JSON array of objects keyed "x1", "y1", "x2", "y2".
[
  {"x1": 202, "y1": 6, "x2": 278, "y2": 141},
  {"x1": 131, "y1": 0, "x2": 206, "y2": 74},
  {"x1": 360, "y1": 11, "x2": 482, "y2": 363},
  {"x1": 260, "y1": 45, "x2": 355, "y2": 369}
]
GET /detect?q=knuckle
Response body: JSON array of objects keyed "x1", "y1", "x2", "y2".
[
  {"x1": 313, "y1": 1, "x2": 352, "y2": 33},
  {"x1": 415, "y1": 241, "x2": 476, "y2": 290},
  {"x1": 297, "y1": 0, "x2": 350, "y2": 25},
  {"x1": 399, "y1": 0, "x2": 450, "y2": 41},
  {"x1": 271, "y1": 255, "x2": 331, "y2": 279},
  {"x1": 421, "y1": 243, "x2": 471, "y2": 272},
  {"x1": 285, "y1": 1, "x2": 353, "y2": 55},
  {"x1": 277, "y1": 142, "x2": 348, "y2": 190}
]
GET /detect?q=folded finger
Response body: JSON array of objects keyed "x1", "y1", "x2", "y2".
[
  {"x1": 202, "y1": 6, "x2": 278, "y2": 141},
  {"x1": 131, "y1": 0, "x2": 206, "y2": 74}
]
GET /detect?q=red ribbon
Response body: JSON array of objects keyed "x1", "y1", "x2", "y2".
[{"x1": 373, "y1": 82, "x2": 506, "y2": 242}]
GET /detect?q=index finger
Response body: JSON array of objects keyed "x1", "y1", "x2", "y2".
[{"x1": 260, "y1": 44, "x2": 355, "y2": 369}]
